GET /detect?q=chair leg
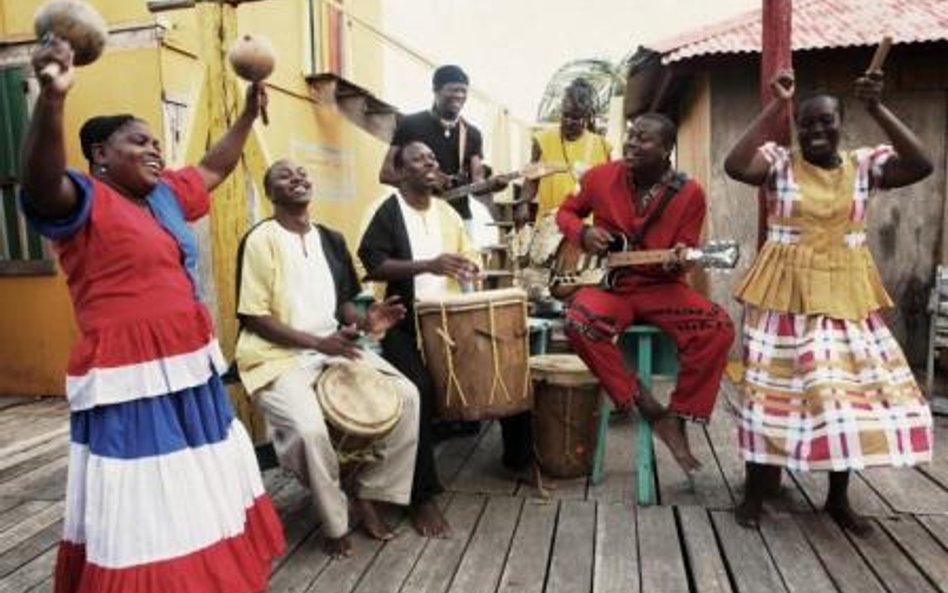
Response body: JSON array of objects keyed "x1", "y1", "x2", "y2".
[
  {"x1": 591, "y1": 395, "x2": 612, "y2": 486},
  {"x1": 636, "y1": 334, "x2": 656, "y2": 506}
]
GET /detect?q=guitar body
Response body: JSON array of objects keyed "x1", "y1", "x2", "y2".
[{"x1": 548, "y1": 240, "x2": 607, "y2": 299}]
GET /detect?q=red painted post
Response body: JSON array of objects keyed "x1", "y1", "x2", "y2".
[{"x1": 758, "y1": 0, "x2": 792, "y2": 247}]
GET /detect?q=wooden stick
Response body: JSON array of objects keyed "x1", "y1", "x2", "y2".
[{"x1": 867, "y1": 36, "x2": 893, "y2": 73}]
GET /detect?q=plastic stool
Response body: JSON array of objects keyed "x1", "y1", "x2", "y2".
[{"x1": 590, "y1": 325, "x2": 678, "y2": 505}]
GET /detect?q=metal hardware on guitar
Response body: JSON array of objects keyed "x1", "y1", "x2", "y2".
[
  {"x1": 438, "y1": 162, "x2": 570, "y2": 202},
  {"x1": 548, "y1": 237, "x2": 741, "y2": 299}
]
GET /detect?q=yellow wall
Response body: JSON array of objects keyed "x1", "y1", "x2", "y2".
[{"x1": 0, "y1": 3, "x2": 162, "y2": 396}]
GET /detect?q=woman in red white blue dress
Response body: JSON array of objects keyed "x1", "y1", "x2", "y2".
[{"x1": 20, "y1": 37, "x2": 284, "y2": 593}]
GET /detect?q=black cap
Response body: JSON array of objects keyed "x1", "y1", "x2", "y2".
[{"x1": 432, "y1": 65, "x2": 469, "y2": 90}]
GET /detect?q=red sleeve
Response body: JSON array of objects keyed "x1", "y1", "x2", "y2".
[
  {"x1": 673, "y1": 180, "x2": 706, "y2": 247},
  {"x1": 556, "y1": 178, "x2": 594, "y2": 245},
  {"x1": 161, "y1": 166, "x2": 211, "y2": 222}
]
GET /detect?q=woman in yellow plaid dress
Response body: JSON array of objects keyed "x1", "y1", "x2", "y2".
[{"x1": 723, "y1": 69, "x2": 934, "y2": 533}]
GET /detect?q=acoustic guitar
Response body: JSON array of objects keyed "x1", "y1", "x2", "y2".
[
  {"x1": 548, "y1": 235, "x2": 740, "y2": 299},
  {"x1": 440, "y1": 161, "x2": 569, "y2": 202}
]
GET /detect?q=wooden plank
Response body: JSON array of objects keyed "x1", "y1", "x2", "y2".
[
  {"x1": 270, "y1": 481, "x2": 323, "y2": 574},
  {"x1": 352, "y1": 511, "x2": 431, "y2": 593},
  {"x1": 710, "y1": 510, "x2": 786, "y2": 593},
  {"x1": 24, "y1": 577, "x2": 51, "y2": 593},
  {"x1": 305, "y1": 530, "x2": 386, "y2": 593},
  {"x1": 497, "y1": 499, "x2": 557, "y2": 593},
  {"x1": 703, "y1": 389, "x2": 745, "y2": 500},
  {"x1": 878, "y1": 516, "x2": 948, "y2": 593},
  {"x1": 0, "y1": 521, "x2": 60, "y2": 579},
  {"x1": 547, "y1": 500, "x2": 596, "y2": 593},
  {"x1": 638, "y1": 506, "x2": 688, "y2": 593},
  {"x1": 858, "y1": 467, "x2": 948, "y2": 514},
  {"x1": 656, "y1": 423, "x2": 732, "y2": 509},
  {"x1": 588, "y1": 415, "x2": 636, "y2": 503},
  {"x1": 0, "y1": 503, "x2": 64, "y2": 557},
  {"x1": 0, "y1": 546, "x2": 56, "y2": 593},
  {"x1": 400, "y1": 494, "x2": 486, "y2": 593},
  {"x1": 758, "y1": 512, "x2": 835, "y2": 593},
  {"x1": 676, "y1": 506, "x2": 732, "y2": 593},
  {"x1": 593, "y1": 501, "x2": 639, "y2": 593},
  {"x1": 449, "y1": 423, "x2": 517, "y2": 495},
  {"x1": 0, "y1": 432, "x2": 68, "y2": 475},
  {"x1": 0, "y1": 502, "x2": 54, "y2": 534},
  {"x1": 446, "y1": 496, "x2": 522, "y2": 593},
  {"x1": 0, "y1": 458, "x2": 68, "y2": 499},
  {"x1": 918, "y1": 514, "x2": 948, "y2": 549},
  {"x1": 267, "y1": 530, "x2": 330, "y2": 593},
  {"x1": 794, "y1": 514, "x2": 886, "y2": 593},
  {"x1": 788, "y1": 471, "x2": 892, "y2": 517},
  {"x1": 434, "y1": 428, "x2": 481, "y2": 486},
  {"x1": 847, "y1": 518, "x2": 938, "y2": 593}
]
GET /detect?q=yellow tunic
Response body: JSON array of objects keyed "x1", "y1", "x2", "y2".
[
  {"x1": 735, "y1": 147, "x2": 893, "y2": 321},
  {"x1": 534, "y1": 127, "x2": 611, "y2": 220}
]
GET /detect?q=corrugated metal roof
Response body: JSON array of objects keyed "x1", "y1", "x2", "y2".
[{"x1": 650, "y1": 0, "x2": 948, "y2": 64}]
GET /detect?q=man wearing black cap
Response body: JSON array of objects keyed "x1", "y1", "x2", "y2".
[{"x1": 379, "y1": 64, "x2": 500, "y2": 226}]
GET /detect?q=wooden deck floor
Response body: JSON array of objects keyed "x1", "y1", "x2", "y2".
[{"x1": 0, "y1": 381, "x2": 946, "y2": 593}]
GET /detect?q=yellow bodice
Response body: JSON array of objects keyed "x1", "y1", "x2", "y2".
[{"x1": 735, "y1": 150, "x2": 892, "y2": 320}]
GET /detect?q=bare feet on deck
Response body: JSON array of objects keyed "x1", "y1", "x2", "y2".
[
  {"x1": 352, "y1": 498, "x2": 395, "y2": 541},
  {"x1": 410, "y1": 499, "x2": 451, "y2": 538},
  {"x1": 324, "y1": 533, "x2": 354, "y2": 559},
  {"x1": 825, "y1": 502, "x2": 874, "y2": 537},
  {"x1": 635, "y1": 388, "x2": 701, "y2": 473}
]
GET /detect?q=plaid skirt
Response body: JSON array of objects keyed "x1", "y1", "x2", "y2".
[{"x1": 739, "y1": 305, "x2": 933, "y2": 471}]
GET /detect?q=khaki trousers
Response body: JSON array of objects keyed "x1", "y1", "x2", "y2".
[{"x1": 255, "y1": 351, "x2": 419, "y2": 538}]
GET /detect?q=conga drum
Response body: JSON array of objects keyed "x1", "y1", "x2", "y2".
[
  {"x1": 415, "y1": 288, "x2": 532, "y2": 421},
  {"x1": 315, "y1": 359, "x2": 403, "y2": 465},
  {"x1": 530, "y1": 354, "x2": 602, "y2": 478}
]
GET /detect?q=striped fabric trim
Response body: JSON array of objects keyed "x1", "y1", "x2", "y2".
[
  {"x1": 62, "y1": 420, "x2": 266, "y2": 567},
  {"x1": 66, "y1": 340, "x2": 228, "y2": 411},
  {"x1": 70, "y1": 374, "x2": 234, "y2": 459}
]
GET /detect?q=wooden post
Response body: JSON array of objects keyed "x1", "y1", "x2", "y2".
[{"x1": 758, "y1": 0, "x2": 792, "y2": 247}]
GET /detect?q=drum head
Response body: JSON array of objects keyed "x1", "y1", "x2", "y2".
[
  {"x1": 415, "y1": 287, "x2": 527, "y2": 313},
  {"x1": 529, "y1": 354, "x2": 598, "y2": 387},
  {"x1": 316, "y1": 360, "x2": 402, "y2": 438}
]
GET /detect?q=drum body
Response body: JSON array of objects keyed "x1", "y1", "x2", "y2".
[
  {"x1": 415, "y1": 288, "x2": 532, "y2": 421},
  {"x1": 315, "y1": 360, "x2": 403, "y2": 461},
  {"x1": 530, "y1": 354, "x2": 602, "y2": 478}
]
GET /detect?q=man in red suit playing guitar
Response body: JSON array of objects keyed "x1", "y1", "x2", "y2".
[{"x1": 556, "y1": 113, "x2": 734, "y2": 472}]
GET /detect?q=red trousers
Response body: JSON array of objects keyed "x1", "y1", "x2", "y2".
[{"x1": 564, "y1": 277, "x2": 734, "y2": 420}]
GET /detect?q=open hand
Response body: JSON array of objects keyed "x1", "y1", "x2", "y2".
[
  {"x1": 32, "y1": 35, "x2": 74, "y2": 96},
  {"x1": 363, "y1": 296, "x2": 406, "y2": 335},
  {"x1": 428, "y1": 253, "x2": 478, "y2": 281},
  {"x1": 770, "y1": 69, "x2": 795, "y2": 101}
]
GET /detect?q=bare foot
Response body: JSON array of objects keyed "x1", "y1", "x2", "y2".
[
  {"x1": 352, "y1": 498, "x2": 395, "y2": 541},
  {"x1": 324, "y1": 533, "x2": 353, "y2": 559},
  {"x1": 825, "y1": 503, "x2": 873, "y2": 537},
  {"x1": 651, "y1": 415, "x2": 702, "y2": 472},
  {"x1": 410, "y1": 499, "x2": 451, "y2": 538}
]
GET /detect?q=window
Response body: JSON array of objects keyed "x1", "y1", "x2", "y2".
[{"x1": 0, "y1": 66, "x2": 54, "y2": 275}]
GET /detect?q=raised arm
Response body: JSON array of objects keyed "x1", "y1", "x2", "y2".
[
  {"x1": 723, "y1": 71, "x2": 795, "y2": 187},
  {"x1": 20, "y1": 38, "x2": 79, "y2": 219},
  {"x1": 854, "y1": 72, "x2": 933, "y2": 188},
  {"x1": 195, "y1": 83, "x2": 267, "y2": 191}
]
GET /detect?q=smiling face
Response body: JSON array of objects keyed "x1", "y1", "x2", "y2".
[
  {"x1": 265, "y1": 159, "x2": 313, "y2": 207},
  {"x1": 796, "y1": 95, "x2": 842, "y2": 167},
  {"x1": 623, "y1": 116, "x2": 672, "y2": 175},
  {"x1": 91, "y1": 120, "x2": 165, "y2": 198},
  {"x1": 397, "y1": 142, "x2": 441, "y2": 193},
  {"x1": 434, "y1": 82, "x2": 468, "y2": 119}
]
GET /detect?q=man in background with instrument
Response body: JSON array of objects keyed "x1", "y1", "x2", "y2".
[
  {"x1": 379, "y1": 64, "x2": 505, "y2": 234},
  {"x1": 235, "y1": 159, "x2": 420, "y2": 559},
  {"x1": 516, "y1": 78, "x2": 613, "y2": 225},
  {"x1": 556, "y1": 113, "x2": 735, "y2": 473},
  {"x1": 360, "y1": 142, "x2": 534, "y2": 532}
]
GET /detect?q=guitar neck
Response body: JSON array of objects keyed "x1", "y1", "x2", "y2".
[
  {"x1": 605, "y1": 249, "x2": 671, "y2": 267},
  {"x1": 442, "y1": 171, "x2": 520, "y2": 202}
]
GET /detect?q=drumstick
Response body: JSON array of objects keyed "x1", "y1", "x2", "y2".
[{"x1": 866, "y1": 36, "x2": 892, "y2": 74}]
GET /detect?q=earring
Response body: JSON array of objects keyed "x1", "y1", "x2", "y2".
[{"x1": 95, "y1": 164, "x2": 108, "y2": 176}]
